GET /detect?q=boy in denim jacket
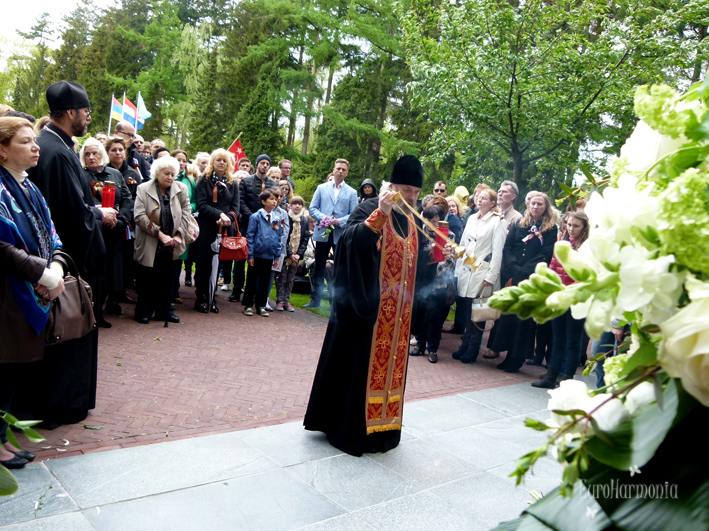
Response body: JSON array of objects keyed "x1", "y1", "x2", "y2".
[{"x1": 243, "y1": 189, "x2": 283, "y2": 316}]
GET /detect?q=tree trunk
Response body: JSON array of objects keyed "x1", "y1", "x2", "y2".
[
  {"x1": 301, "y1": 56, "x2": 318, "y2": 156},
  {"x1": 287, "y1": 45, "x2": 304, "y2": 147},
  {"x1": 512, "y1": 149, "x2": 524, "y2": 189}
]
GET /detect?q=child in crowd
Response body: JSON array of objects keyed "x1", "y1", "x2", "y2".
[
  {"x1": 263, "y1": 187, "x2": 290, "y2": 310},
  {"x1": 275, "y1": 196, "x2": 310, "y2": 311},
  {"x1": 243, "y1": 189, "x2": 284, "y2": 316}
]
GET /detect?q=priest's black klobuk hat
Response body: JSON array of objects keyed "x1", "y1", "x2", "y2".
[
  {"x1": 390, "y1": 155, "x2": 423, "y2": 189},
  {"x1": 46, "y1": 81, "x2": 91, "y2": 112}
]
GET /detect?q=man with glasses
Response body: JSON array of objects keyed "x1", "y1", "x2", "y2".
[
  {"x1": 433, "y1": 181, "x2": 447, "y2": 197},
  {"x1": 278, "y1": 159, "x2": 295, "y2": 191},
  {"x1": 113, "y1": 120, "x2": 149, "y2": 182}
]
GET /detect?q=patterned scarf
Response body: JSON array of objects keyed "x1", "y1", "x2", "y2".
[{"x1": 288, "y1": 209, "x2": 302, "y2": 254}]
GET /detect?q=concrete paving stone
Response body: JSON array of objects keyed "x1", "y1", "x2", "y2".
[
  {"x1": 0, "y1": 464, "x2": 78, "y2": 527},
  {"x1": 236, "y1": 422, "x2": 342, "y2": 467},
  {"x1": 45, "y1": 432, "x2": 279, "y2": 508},
  {"x1": 428, "y1": 471, "x2": 533, "y2": 528},
  {"x1": 82, "y1": 468, "x2": 345, "y2": 531},
  {"x1": 294, "y1": 513, "x2": 377, "y2": 531},
  {"x1": 472, "y1": 414, "x2": 550, "y2": 450},
  {"x1": 368, "y1": 438, "x2": 481, "y2": 490},
  {"x1": 352, "y1": 489, "x2": 490, "y2": 531},
  {"x1": 402, "y1": 394, "x2": 507, "y2": 438},
  {"x1": 287, "y1": 454, "x2": 422, "y2": 512},
  {"x1": 461, "y1": 382, "x2": 552, "y2": 416},
  {"x1": 0, "y1": 512, "x2": 95, "y2": 531},
  {"x1": 426, "y1": 425, "x2": 531, "y2": 471},
  {"x1": 487, "y1": 456, "x2": 563, "y2": 497}
]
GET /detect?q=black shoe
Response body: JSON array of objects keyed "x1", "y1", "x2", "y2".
[
  {"x1": 496, "y1": 362, "x2": 508, "y2": 370},
  {"x1": 503, "y1": 367, "x2": 519, "y2": 373},
  {"x1": 97, "y1": 318, "x2": 112, "y2": 329},
  {"x1": 452, "y1": 348, "x2": 463, "y2": 360},
  {"x1": 11, "y1": 449, "x2": 35, "y2": 462},
  {"x1": 409, "y1": 346, "x2": 425, "y2": 356},
  {"x1": 194, "y1": 303, "x2": 209, "y2": 314},
  {"x1": 184, "y1": 279, "x2": 192, "y2": 287},
  {"x1": 443, "y1": 326, "x2": 464, "y2": 334},
  {"x1": 228, "y1": 293, "x2": 240, "y2": 303},
  {"x1": 210, "y1": 302, "x2": 219, "y2": 314},
  {"x1": 460, "y1": 356, "x2": 477, "y2": 364},
  {"x1": 134, "y1": 316, "x2": 150, "y2": 324},
  {"x1": 105, "y1": 301, "x2": 122, "y2": 316},
  {"x1": 0, "y1": 455, "x2": 28, "y2": 469},
  {"x1": 526, "y1": 359, "x2": 543, "y2": 366},
  {"x1": 532, "y1": 374, "x2": 558, "y2": 389},
  {"x1": 428, "y1": 352, "x2": 438, "y2": 363},
  {"x1": 303, "y1": 300, "x2": 320, "y2": 309}
]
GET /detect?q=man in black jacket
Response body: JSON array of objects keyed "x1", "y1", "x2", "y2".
[
  {"x1": 229, "y1": 154, "x2": 279, "y2": 302},
  {"x1": 113, "y1": 120, "x2": 149, "y2": 182},
  {"x1": 28, "y1": 81, "x2": 116, "y2": 329}
]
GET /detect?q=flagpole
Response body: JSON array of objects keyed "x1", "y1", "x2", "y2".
[
  {"x1": 236, "y1": 131, "x2": 242, "y2": 141},
  {"x1": 122, "y1": 92, "x2": 127, "y2": 122},
  {"x1": 108, "y1": 93, "x2": 114, "y2": 135}
]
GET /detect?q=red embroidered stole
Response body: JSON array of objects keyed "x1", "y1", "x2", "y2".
[{"x1": 365, "y1": 210, "x2": 418, "y2": 434}]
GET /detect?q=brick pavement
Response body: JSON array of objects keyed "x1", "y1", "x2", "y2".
[{"x1": 23, "y1": 290, "x2": 546, "y2": 462}]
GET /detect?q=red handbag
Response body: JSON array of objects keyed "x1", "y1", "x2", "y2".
[{"x1": 219, "y1": 211, "x2": 248, "y2": 261}]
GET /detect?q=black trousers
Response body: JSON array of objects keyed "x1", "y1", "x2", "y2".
[
  {"x1": 232, "y1": 259, "x2": 247, "y2": 294},
  {"x1": 135, "y1": 249, "x2": 174, "y2": 319},
  {"x1": 243, "y1": 257, "x2": 273, "y2": 309},
  {"x1": 415, "y1": 289, "x2": 451, "y2": 353},
  {"x1": 311, "y1": 237, "x2": 335, "y2": 304},
  {"x1": 194, "y1": 256, "x2": 216, "y2": 304}
]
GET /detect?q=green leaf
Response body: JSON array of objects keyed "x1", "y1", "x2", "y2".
[
  {"x1": 13, "y1": 420, "x2": 42, "y2": 429},
  {"x1": 524, "y1": 418, "x2": 551, "y2": 431},
  {"x1": 525, "y1": 483, "x2": 611, "y2": 530},
  {"x1": 619, "y1": 342, "x2": 657, "y2": 379},
  {"x1": 84, "y1": 425, "x2": 105, "y2": 430},
  {"x1": 0, "y1": 465, "x2": 19, "y2": 497},
  {"x1": 22, "y1": 428, "x2": 45, "y2": 443},
  {"x1": 585, "y1": 379, "x2": 692, "y2": 470}
]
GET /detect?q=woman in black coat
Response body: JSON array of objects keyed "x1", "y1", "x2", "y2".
[
  {"x1": 490, "y1": 192, "x2": 558, "y2": 373},
  {"x1": 193, "y1": 149, "x2": 239, "y2": 313}
]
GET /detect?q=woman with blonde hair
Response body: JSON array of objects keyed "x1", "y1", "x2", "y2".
[
  {"x1": 193, "y1": 148, "x2": 239, "y2": 313},
  {"x1": 490, "y1": 192, "x2": 558, "y2": 373},
  {"x1": 446, "y1": 195, "x2": 466, "y2": 243}
]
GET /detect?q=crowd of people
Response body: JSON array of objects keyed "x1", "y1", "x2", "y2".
[{"x1": 1, "y1": 79, "x2": 595, "y2": 468}]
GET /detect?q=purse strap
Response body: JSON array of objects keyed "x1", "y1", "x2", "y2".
[
  {"x1": 51, "y1": 249, "x2": 81, "y2": 279},
  {"x1": 229, "y1": 211, "x2": 241, "y2": 236},
  {"x1": 474, "y1": 284, "x2": 494, "y2": 302},
  {"x1": 148, "y1": 205, "x2": 160, "y2": 230}
]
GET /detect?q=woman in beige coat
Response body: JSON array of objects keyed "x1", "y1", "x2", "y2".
[
  {"x1": 133, "y1": 156, "x2": 191, "y2": 324},
  {"x1": 452, "y1": 185, "x2": 507, "y2": 363}
]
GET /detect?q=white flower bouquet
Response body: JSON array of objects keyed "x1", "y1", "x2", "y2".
[{"x1": 490, "y1": 81, "x2": 709, "y2": 530}]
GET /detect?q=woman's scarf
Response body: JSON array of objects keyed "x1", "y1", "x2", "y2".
[
  {"x1": 156, "y1": 181, "x2": 174, "y2": 238},
  {"x1": 0, "y1": 165, "x2": 59, "y2": 334},
  {"x1": 208, "y1": 172, "x2": 229, "y2": 201},
  {"x1": 288, "y1": 209, "x2": 302, "y2": 254}
]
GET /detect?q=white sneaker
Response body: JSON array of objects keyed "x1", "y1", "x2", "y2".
[
  {"x1": 410, "y1": 337, "x2": 417, "y2": 346},
  {"x1": 265, "y1": 302, "x2": 273, "y2": 311},
  {"x1": 221, "y1": 283, "x2": 232, "y2": 292}
]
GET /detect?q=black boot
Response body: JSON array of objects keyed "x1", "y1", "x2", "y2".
[{"x1": 531, "y1": 372, "x2": 559, "y2": 389}]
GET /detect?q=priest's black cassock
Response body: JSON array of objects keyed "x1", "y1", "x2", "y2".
[{"x1": 304, "y1": 155, "x2": 424, "y2": 457}]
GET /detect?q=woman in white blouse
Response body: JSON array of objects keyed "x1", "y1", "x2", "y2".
[{"x1": 451, "y1": 185, "x2": 507, "y2": 363}]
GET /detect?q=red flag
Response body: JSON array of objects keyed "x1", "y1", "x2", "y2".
[{"x1": 228, "y1": 138, "x2": 246, "y2": 161}]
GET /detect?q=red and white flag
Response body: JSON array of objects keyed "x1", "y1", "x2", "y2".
[{"x1": 228, "y1": 138, "x2": 246, "y2": 162}]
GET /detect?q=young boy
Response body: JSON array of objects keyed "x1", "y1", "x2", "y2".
[{"x1": 243, "y1": 189, "x2": 284, "y2": 316}]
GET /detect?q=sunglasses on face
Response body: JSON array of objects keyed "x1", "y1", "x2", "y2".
[{"x1": 434, "y1": 189, "x2": 446, "y2": 193}]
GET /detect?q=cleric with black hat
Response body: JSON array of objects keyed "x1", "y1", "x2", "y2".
[
  {"x1": 21, "y1": 81, "x2": 112, "y2": 428},
  {"x1": 304, "y1": 154, "x2": 425, "y2": 457}
]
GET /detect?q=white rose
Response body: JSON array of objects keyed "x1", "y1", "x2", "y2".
[
  {"x1": 624, "y1": 382, "x2": 657, "y2": 414},
  {"x1": 618, "y1": 120, "x2": 687, "y2": 175},
  {"x1": 547, "y1": 380, "x2": 628, "y2": 434},
  {"x1": 659, "y1": 280, "x2": 709, "y2": 407}
]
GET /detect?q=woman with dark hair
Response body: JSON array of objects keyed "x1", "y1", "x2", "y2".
[
  {"x1": 0, "y1": 117, "x2": 65, "y2": 468},
  {"x1": 491, "y1": 192, "x2": 558, "y2": 373},
  {"x1": 359, "y1": 179, "x2": 378, "y2": 203},
  {"x1": 171, "y1": 150, "x2": 195, "y2": 300},
  {"x1": 532, "y1": 211, "x2": 590, "y2": 388},
  {"x1": 193, "y1": 148, "x2": 239, "y2": 314},
  {"x1": 133, "y1": 156, "x2": 191, "y2": 324},
  {"x1": 106, "y1": 137, "x2": 141, "y2": 199},
  {"x1": 80, "y1": 138, "x2": 133, "y2": 322}
]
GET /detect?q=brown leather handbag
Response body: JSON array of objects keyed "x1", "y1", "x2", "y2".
[
  {"x1": 219, "y1": 211, "x2": 248, "y2": 261},
  {"x1": 45, "y1": 251, "x2": 96, "y2": 345}
]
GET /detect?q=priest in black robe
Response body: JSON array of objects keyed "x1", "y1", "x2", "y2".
[{"x1": 304, "y1": 155, "x2": 424, "y2": 456}]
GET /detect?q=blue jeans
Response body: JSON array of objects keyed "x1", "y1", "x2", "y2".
[
  {"x1": 548, "y1": 310, "x2": 585, "y2": 377},
  {"x1": 591, "y1": 330, "x2": 617, "y2": 388}
]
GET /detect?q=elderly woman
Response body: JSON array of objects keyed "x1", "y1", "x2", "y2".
[
  {"x1": 0, "y1": 117, "x2": 65, "y2": 468},
  {"x1": 80, "y1": 138, "x2": 133, "y2": 322},
  {"x1": 193, "y1": 148, "x2": 239, "y2": 314},
  {"x1": 133, "y1": 156, "x2": 191, "y2": 324},
  {"x1": 491, "y1": 192, "x2": 558, "y2": 373}
]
